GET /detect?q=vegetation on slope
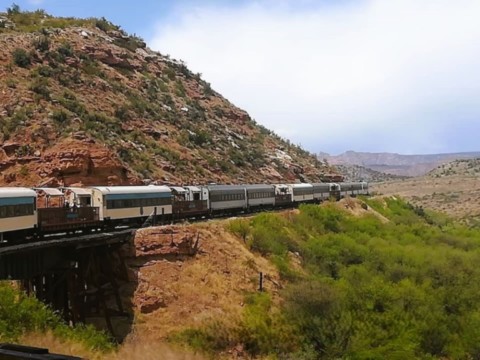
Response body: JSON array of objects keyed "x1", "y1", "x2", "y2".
[
  {"x1": 177, "y1": 199, "x2": 480, "y2": 359},
  {"x1": 0, "y1": 282, "x2": 114, "y2": 354},
  {"x1": 428, "y1": 158, "x2": 480, "y2": 178},
  {"x1": 0, "y1": 5, "x2": 333, "y2": 186}
]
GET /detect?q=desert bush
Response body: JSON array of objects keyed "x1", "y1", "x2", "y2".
[
  {"x1": 174, "y1": 292, "x2": 299, "y2": 357},
  {"x1": 57, "y1": 42, "x2": 74, "y2": 58},
  {"x1": 113, "y1": 35, "x2": 145, "y2": 52},
  {"x1": 32, "y1": 65, "x2": 53, "y2": 77},
  {"x1": 189, "y1": 129, "x2": 211, "y2": 147},
  {"x1": 217, "y1": 199, "x2": 480, "y2": 359},
  {"x1": 51, "y1": 109, "x2": 69, "y2": 124},
  {"x1": 29, "y1": 77, "x2": 50, "y2": 99},
  {"x1": 0, "y1": 282, "x2": 114, "y2": 351},
  {"x1": 94, "y1": 17, "x2": 120, "y2": 32},
  {"x1": 12, "y1": 48, "x2": 31, "y2": 67},
  {"x1": 5, "y1": 78, "x2": 17, "y2": 88},
  {"x1": 228, "y1": 218, "x2": 251, "y2": 243},
  {"x1": 32, "y1": 35, "x2": 50, "y2": 52},
  {"x1": 58, "y1": 94, "x2": 86, "y2": 116}
]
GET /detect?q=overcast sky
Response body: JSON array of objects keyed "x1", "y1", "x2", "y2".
[{"x1": 10, "y1": 0, "x2": 480, "y2": 155}]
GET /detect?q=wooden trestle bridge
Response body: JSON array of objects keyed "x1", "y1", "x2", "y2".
[{"x1": 0, "y1": 230, "x2": 134, "y2": 338}]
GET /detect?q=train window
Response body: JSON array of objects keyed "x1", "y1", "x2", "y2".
[
  {"x1": 0, "y1": 204, "x2": 34, "y2": 219},
  {"x1": 106, "y1": 196, "x2": 171, "y2": 209}
]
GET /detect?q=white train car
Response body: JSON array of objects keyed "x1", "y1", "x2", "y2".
[
  {"x1": 207, "y1": 185, "x2": 247, "y2": 212},
  {"x1": 359, "y1": 182, "x2": 369, "y2": 196},
  {"x1": 90, "y1": 186, "x2": 172, "y2": 222},
  {"x1": 312, "y1": 183, "x2": 333, "y2": 202},
  {"x1": 339, "y1": 182, "x2": 369, "y2": 197},
  {"x1": 245, "y1": 184, "x2": 275, "y2": 209},
  {"x1": 290, "y1": 183, "x2": 314, "y2": 203},
  {"x1": 63, "y1": 187, "x2": 94, "y2": 207},
  {"x1": 0, "y1": 188, "x2": 37, "y2": 241}
]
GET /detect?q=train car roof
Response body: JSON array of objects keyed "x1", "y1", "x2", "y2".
[
  {"x1": 63, "y1": 187, "x2": 93, "y2": 196},
  {"x1": 0, "y1": 187, "x2": 36, "y2": 198},
  {"x1": 184, "y1": 186, "x2": 202, "y2": 192},
  {"x1": 34, "y1": 188, "x2": 64, "y2": 196},
  {"x1": 244, "y1": 184, "x2": 275, "y2": 190},
  {"x1": 90, "y1": 186, "x2": 171, "y2": 195},
  {"x1": 290, "y1": 183, "x2": 314, "y2": 189},
  {"x1": 170, "y1": 186, "x2": 187, "y2": 194},
  {"x1": 206, "y1": 185, "x2": 246, "y2": 191}
]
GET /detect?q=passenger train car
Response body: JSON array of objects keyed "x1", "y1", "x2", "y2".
[
  {"x1": 0, "y1": 181, "x2": 368, "y2": 244},
  {"x1": 90, "y1": 186, "x2": 172, "y2": 225},
  {"x1": 0, "y1": 188, "x2": 37, "y2": 241}
]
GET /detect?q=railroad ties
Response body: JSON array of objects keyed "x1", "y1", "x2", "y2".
[{"x1": 0, "y1": 229, "x2": 134, "y2": 339}]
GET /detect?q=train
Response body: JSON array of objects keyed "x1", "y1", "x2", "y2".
[{"x1": 0, "y1": 181, "x2": 368, "y2": 244}]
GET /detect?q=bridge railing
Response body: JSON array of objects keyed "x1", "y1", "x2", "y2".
[
  {"x1": 172, "y1": 200, "x2": 208, "y2": 216},
  {"x1": 0, "y1": 343, "x2": 81, "y2": 359},
  {"x1": 38, "y1": 207, "x2": 101, "y2": 232}
]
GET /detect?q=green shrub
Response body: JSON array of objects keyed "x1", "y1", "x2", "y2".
[
  {"x1": 94, "y1": 17, "x2": 120, "y2": 32},
  {"x1": 19, "y1": 165, "x2": 29, "y2": 176},
  {"x1": 189, "y1": 129, "x2": 211, "y2": 147},
  {"x1": 113, "y1": 36, "x2": 145, "y2": 52},
  {"x1": 5, "y1": 78, "x2": 17, "y2": 88},
  {"x1": 51, "y1": 109, "x2": 69, "y2": 124},
  {"x1": 34, "y1": 65, "x2": 53, "y2": 77},
  {"x1": 12, "y1": 48, "x2": 31, "y2": 67},
  {"x1": 175, "y1": 292, "x2": 299, "y2": 357},
  {"x1": 58, "y1": 95, "x2": 86, "y2": 116},
  {"x1": 228, "y1": 218, "x2": 251, "y2": 243},
  {"x1": 57, "y1": 42, "x2": 74, "y2": 58},
  {"x1": 0, "y1": 283, "x2": 114, "y2": 351},
  {"x1": 32, "y1": 35, "x2": 50, "y2": 52},
  {"x1": 29, "y1": 77, "x2": 50, "y2": 99},
  {"x1": 215, "y1": 200, "x2": 480, "y2": 358}
]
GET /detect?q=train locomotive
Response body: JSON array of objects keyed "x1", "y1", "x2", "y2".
[{"x1": 0, "y1": 181, "x2": 368, "y2": 244}]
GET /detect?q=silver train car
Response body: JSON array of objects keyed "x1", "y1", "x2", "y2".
[
  {"x1": 0, "y1": 181, "x2": 368, "y2": 244},
  {"x1": 245, "y1": 184, "x2": 275, "y2": 209},
  {"x1": 207, "y1": 185, "x2": 247, "y2": 213},
  {"x1": 339, "y1": 182, "x2": 369, "y2": 197},
  {"x1": 290, "y1": 183, "x2": 314, "y2": 203}
]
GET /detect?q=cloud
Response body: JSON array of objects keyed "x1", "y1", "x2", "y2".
[
  {"x1": 149, "y1": 0, "x2": 480, "y2": 154},
  {"x1": 27, "y1": 0, "x2": 45, "y2": 4}
]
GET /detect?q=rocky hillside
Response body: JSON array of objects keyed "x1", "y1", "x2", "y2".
[
  {"x1": 320, "y1": 150, "x2": 480, "y2": 177},
  {"x1": 0, "y1": 7, "x2": 335, "y2": 187},
  {"x1": 334, "y1": 164, "x2": 408, "y2": 182},
  {"x1": 428, "y1": 158, "x2": 480, "y2": 178}
]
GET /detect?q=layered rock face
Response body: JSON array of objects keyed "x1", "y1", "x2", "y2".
[{"x1": 1, "y1": 139, "x2": 132, "y2": 186}]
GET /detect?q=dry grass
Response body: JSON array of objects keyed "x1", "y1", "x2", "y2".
[
  {"x1": 372, "y1": 175, "x2": 480, "y2": 224},
  {"x1": 118, "y1": 220, "x2": 281, "y2": 359},
  {"x1": 14, "y1": 218, "x2": 282, "y2": 360},
  {"x1": 339, "y1": 197, "x2": 390, "y2": 223},
  {"x1": 20, "y1": 332, "x2": 206, "y2": 360},
  {"x1": 20, "y1": 332, "x2": 103, "y2": 359}
]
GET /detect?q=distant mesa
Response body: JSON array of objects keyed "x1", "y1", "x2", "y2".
[{"x1": 319, "y1": 151, "x2": 480, "y2": 177}]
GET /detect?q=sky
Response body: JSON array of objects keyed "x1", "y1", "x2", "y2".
[{"x1": 6, "y1": 0, "x2": 480, "y2": 155}]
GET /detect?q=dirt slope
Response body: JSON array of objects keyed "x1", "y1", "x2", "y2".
[{"x1": 372, "y1": 176, "x2": 480, "y2": 225}]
